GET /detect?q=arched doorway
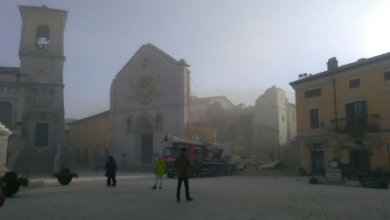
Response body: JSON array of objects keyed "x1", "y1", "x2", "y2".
[
  {"x1": 84, "y1": 148, "x2": 88, "y2": 165},
  {"x1": 104, "y1": 150, "x2": 109, "y2": 161},
  {"x1": 0, "y1": 101, "x2": 13, "y2": 129},
  {"x1": 94, "y1": 150, "x2": 98, "y2": 165},
  {"x1": 138, "y1": 118, "x2": 154, "y2": 164},
  {"x1": 76, "y1": 149, "x2": 80, "y2": 165}
]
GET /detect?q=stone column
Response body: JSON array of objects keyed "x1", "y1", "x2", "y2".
[{"x1": 0, "y1": 122, "x2": 12, "y2": 176}]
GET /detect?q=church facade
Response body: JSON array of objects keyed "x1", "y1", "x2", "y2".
[
  {"x1": 0, "y1": 5, "x2": 67, "y2": 173},
  {"x1": 110, "y1": 44, "x2": 190, "y2": 165}
]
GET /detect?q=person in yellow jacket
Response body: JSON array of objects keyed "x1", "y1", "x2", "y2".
[{"x1": 151, "y1": 157, "x2": 166, "y2": 189}]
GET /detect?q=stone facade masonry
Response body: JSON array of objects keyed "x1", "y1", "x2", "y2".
[{"x1": 110, "y1": 44, "x2": 190, "y2": 164}]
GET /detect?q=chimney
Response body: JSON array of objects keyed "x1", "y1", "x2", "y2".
[{"x1": 327, "y1": 57, "x2": 338, "y2": 71}]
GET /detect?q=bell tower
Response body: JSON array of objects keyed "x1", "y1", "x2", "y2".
[{"x1": 18, "y1": 5, "x2": 67, "y2": 148}]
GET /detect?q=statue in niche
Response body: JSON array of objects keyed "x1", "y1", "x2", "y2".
[
  {"x1": 156, "y1": 115, "x2": 161, "y2": 130},
  {"x1": 126, "y1": 117, "x2": 131, "y2": 133}
]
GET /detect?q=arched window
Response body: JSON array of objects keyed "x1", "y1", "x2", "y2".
[
  {"x1": 84, "y1": 148, "x2": 88, "y2": 165},
  {"x1": 0, "y1": 101, "x2": 13, "y2": 128},
  {"x1": 94, "y1": 150, "x2": 98, "y2": 165},
  {"x1": 76, "y1": 149, "x2": 80, "y2": 165},
  {"x1": 191, "y1": 132, "x2": 209, "y2": 142},
  {"x1": 36, "y1": 24, "x2": 50, "y2": 51}
]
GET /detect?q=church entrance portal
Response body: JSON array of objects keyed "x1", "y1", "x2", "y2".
[
  {"x1": 141, "y1": 134, "x2": 153, "y2": 164},
  {"x1": 35, "y1": 123, "x2": 49, "y2": 147}
]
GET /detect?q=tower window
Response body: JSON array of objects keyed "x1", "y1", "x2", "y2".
[{"x1": 36, "y1": 25, "x2": 50, "y2": 51}]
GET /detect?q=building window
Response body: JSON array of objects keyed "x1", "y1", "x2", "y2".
[
  {"x1": 346, "y1": 101, "x2": 367, "y2": 127},
  {"x1": 384, "y1": 71, "x2": 390, "y2": 81},
  {"x1": 0, "y1": 101, "x2": 13, "y2": 128},
  {"x1": 309, "y1": 108, "x2": 319, "y2": 129},
  {"x1": 305, "y1": 88, "x2": 321, "y2": 98},
  {"x1": 348, "y1": 78, "x2": 361, "y2": 89}
]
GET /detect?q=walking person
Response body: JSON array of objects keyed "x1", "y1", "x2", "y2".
[
  {"x1": 174, "y1": 148, "x2": 193, "y2": 202},
  {"x1": 105, "y1": 156, "x2": 117, "y2": 188},
  {"x1": 151, "y1": 157, "x2": 166, "y2": 189}
]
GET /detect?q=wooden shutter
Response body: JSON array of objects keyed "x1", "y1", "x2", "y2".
[
  {"x1": 310, "y1": 109, "x2": 319, "y2": 129},
  {"x1": 346, "y1": 103, "x2": 352, "y2": 127},
  {"x1": 313, "y1": 109, "x2": 319, "y2": 128},
  {"x1": 360, "y1": 101, "x2": 367, "y2": 125}
]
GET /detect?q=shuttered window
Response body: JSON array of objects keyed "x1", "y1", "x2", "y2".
[
  {"x1": 348, "y1": 78, "x2": 361, "y2": 89},
  {"x1": 346, "y1": 101, "x2": 367, "y2": 127},
  {"x1": 384, "y1": 71, "x2": 390, "y2": 81},
  {"x1": 309, "y1": 108, "x2": 319, "y2": 129},
  {"x1": 305, "y1": 88, "x2": 321, "y2": 98}
]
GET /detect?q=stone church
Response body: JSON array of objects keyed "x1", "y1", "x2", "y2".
[
  {"x1": 0, "y1": 5, "x2": 67, "y2": 174},
  {"x1": 110, "y1": 44, "x2": 190, "y2": 165}
]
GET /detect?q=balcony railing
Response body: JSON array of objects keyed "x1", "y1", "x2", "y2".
[{"x1": 330, "y1": 115, "x2": 379, "y2": 134}]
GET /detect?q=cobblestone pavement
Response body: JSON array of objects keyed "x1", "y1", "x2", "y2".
[{"x1": 1, "y1": 175, "x2": 390, "y2": 220}]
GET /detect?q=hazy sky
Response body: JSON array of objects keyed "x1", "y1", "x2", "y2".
[{"x1": 1, "y1": 0, "x2": 390, "y2": 119}]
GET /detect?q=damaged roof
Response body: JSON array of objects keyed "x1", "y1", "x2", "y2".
[
  {"x1": 0, "y1": 67, "x2": 20, "y2": 74},
  {"x1": 191, "y1": 95, "x2": 235, "y2": 107},
  {"x1": 115, "y1": 43, "x2": 188, "y2": 79}
]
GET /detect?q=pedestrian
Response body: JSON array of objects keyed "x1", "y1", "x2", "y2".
[
  {"x1": 151, "y1": 157, "x2": 166, "y2": 189},
  {"x1": 174, "y1": 148, "x2": 193, "y2": 202},
  {"x1": 105, "y1": 156, "x2": 117, "y2": 188}
]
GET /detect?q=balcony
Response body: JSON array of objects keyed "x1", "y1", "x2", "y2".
[{"x1": 330, "y1": 115, "x2": 379, "y2": 135}]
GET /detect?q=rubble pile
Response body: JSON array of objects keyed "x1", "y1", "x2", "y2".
[
  {"x1": 229, "y1": 154, "x2": 297, "y2": 177},
  {"x1": 229, "y1": 154, "x2": 271, "y2": 166}
]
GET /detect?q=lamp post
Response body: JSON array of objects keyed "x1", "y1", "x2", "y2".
[
  {"x1": 320, "y1": 122, "x2": 325, "y2": 130},
  {"x1": 0, "y1": 121, "x2": 12, "y2": 176}
]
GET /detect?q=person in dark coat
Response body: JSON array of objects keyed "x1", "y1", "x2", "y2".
[
  {"x1": 174, "y1": 148, "x2": 193, "y2": 202},
  {"x1": 105, "y1": 156, "x2": 117, "y2": 188}
]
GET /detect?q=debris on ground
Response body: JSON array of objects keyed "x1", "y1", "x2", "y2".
[
  {"x1": 258, "y1": 160, "x2": 282, "y2": 170},
  {"x1": 229, "y1": 154, "x2": 298, "y2": 177}
]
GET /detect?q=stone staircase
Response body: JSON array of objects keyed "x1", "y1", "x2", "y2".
[{"x1": 13, "y1": 148, "x2": 57, "y2": 176}]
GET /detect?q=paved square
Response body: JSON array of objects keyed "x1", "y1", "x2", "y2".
[{"x1": 1, "y1": 175, "x2": 390, "y2": 220}]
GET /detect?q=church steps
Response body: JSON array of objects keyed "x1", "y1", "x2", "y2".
[{"x1": 13, "y1": 148, "x2": 57, "y2": 176}]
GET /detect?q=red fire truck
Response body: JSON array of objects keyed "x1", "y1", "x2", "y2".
[{"x1": 161, "y1": 135, "x2": 236, "y2": 178}]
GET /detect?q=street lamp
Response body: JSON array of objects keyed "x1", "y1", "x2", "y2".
[{"x1": 320, "y1": 121, "x2": 325, "y2": 130}]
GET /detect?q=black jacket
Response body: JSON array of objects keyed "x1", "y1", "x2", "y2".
[
  {"x1": 105, "y1": 160, "x2": 117, "y2": 174},
  {"x1": 174, "y1": 153, "x2": 191, "y2": 178}
]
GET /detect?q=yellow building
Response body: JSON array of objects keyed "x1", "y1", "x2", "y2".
[
  {"x1": 290, "y1": 53, "x2": 390, "y2": 175},
  {"x1": 66, "y1": 111, "x2": 110, "y2": 166}
]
